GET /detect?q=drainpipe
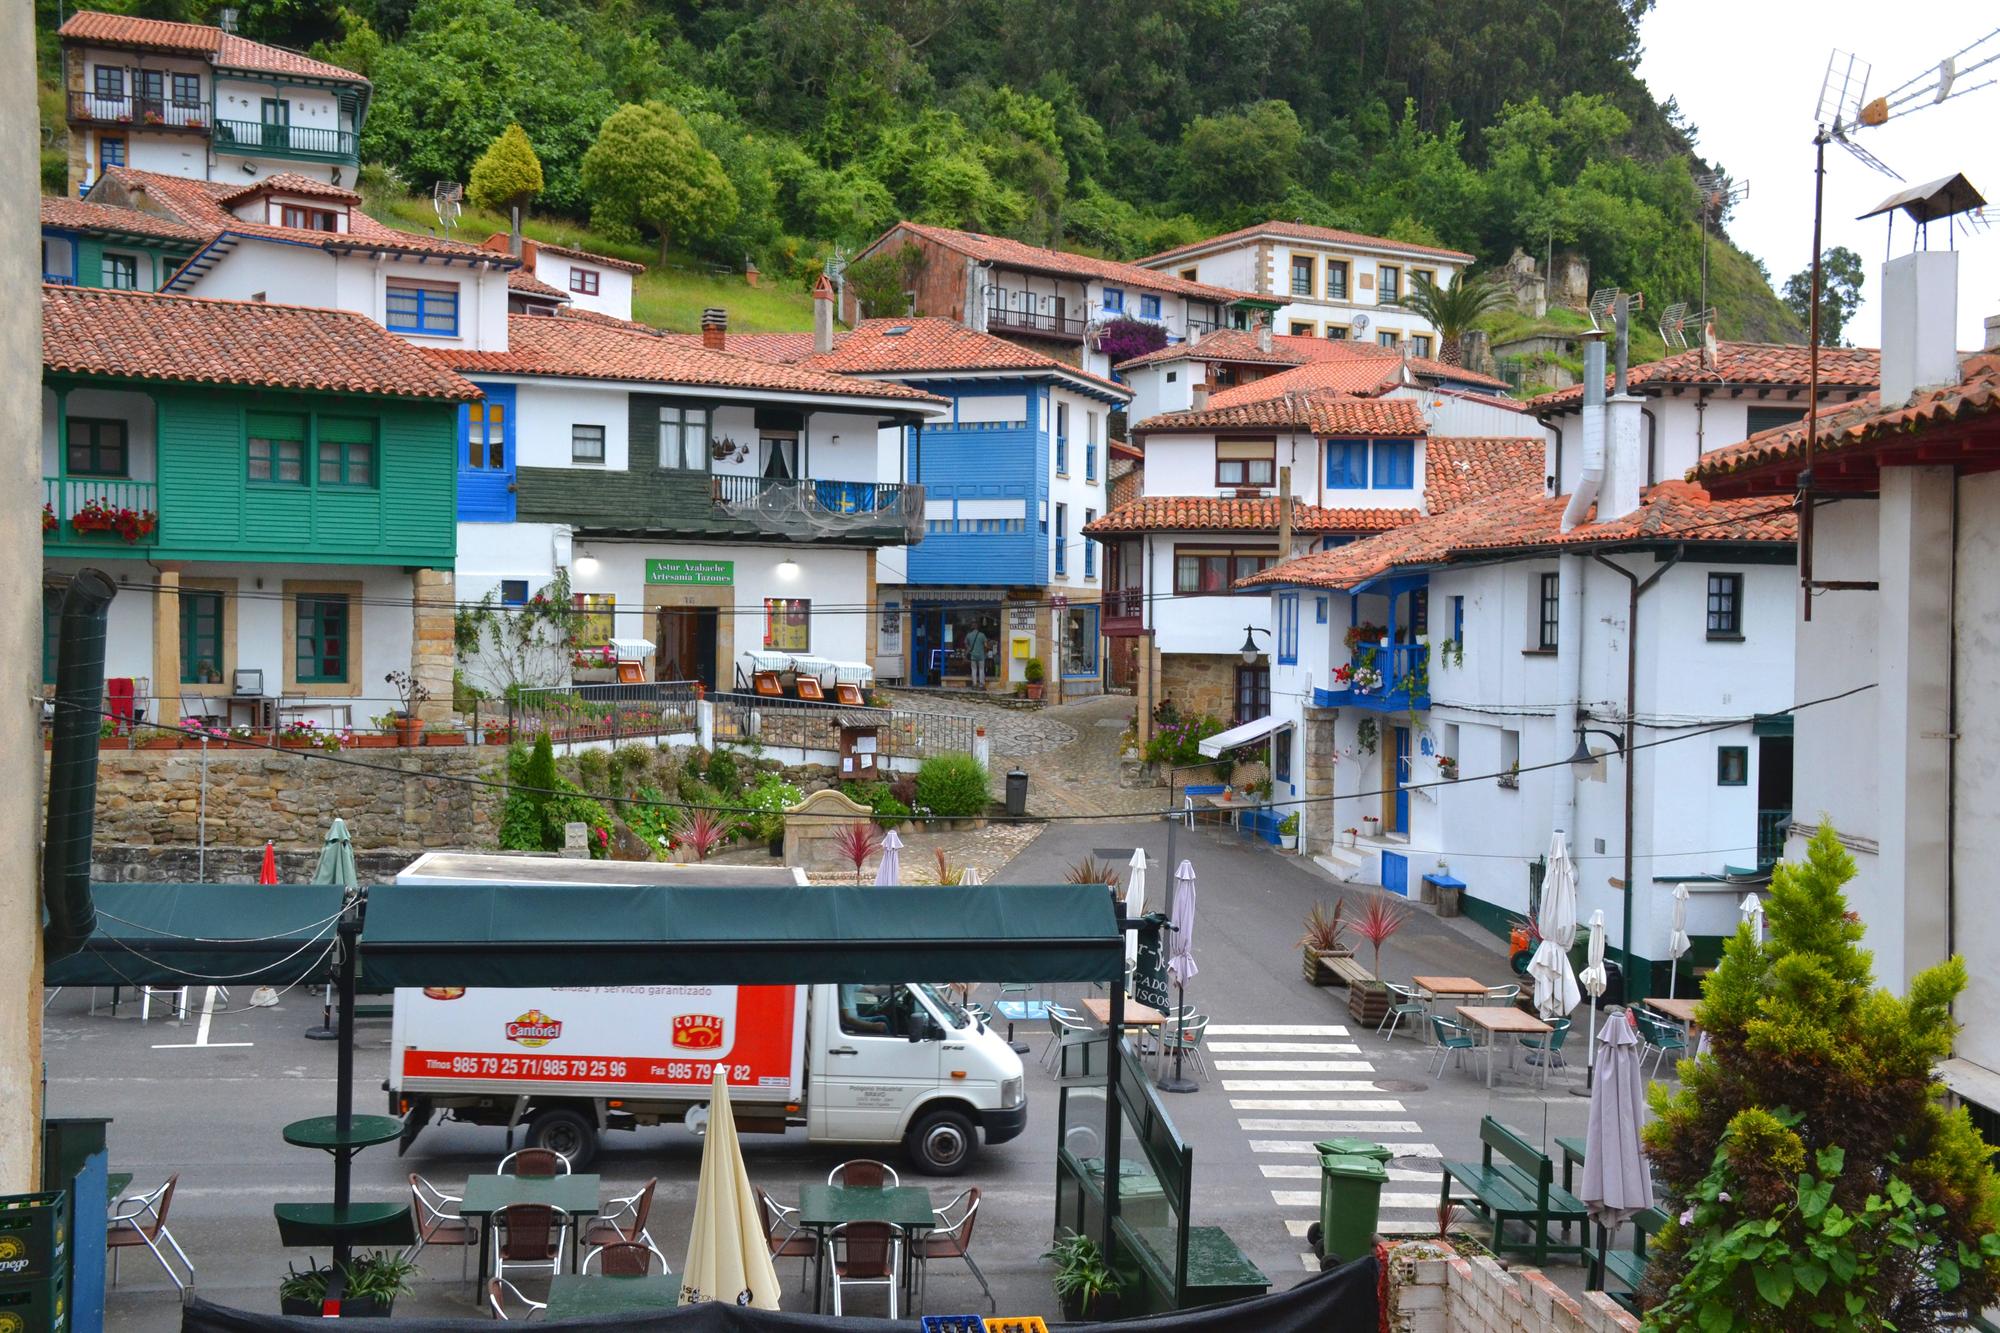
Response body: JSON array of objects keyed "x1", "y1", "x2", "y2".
[
  {"x1": 1560, "y1": 334, "x2": 1607, "y2": 532},
  {"x1": 1553, "y1": 554, "x2": 1585, "y2": 846},
  {"x1": 43, "y1": 570, "x2": 117, "y2": 963},
  {"x1": 1592, "y1": 546, "x2": 1682, "y2": 978}
]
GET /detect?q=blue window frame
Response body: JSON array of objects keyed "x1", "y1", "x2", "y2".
[
  {"x1": 1277, "y1": 592, "x2": 1300, "y2": 665},
  {"x1": 1326, "y1": 440, "x2": 1368, "y2": 489},
  {"x1": 1054, "y1": 503, "x2": 1068, "y2": 576},
  {"x1": 1451, "y1": 594, "x2": 1464, "y2": 648},
  {"x1": 1061, "y1": 604, "x2": 1100, "y2": 677},
  {"x1": 500, "y1": 579, "x2": 528, "y2": 607},
  {"x1": 1085, "y1": 440, "x2": 1097, "y2": 482},
  {"x1": 1139, "y1": 294, "x2": 1161, "y2": 320},
  {"x1": 385, "y1": 281, "x2": 459, "y2": 336},
  {"x1": 1083, "y1": 508, "x2": 1096, "y2": 577},
  {"x1": 1373, "y1": 440, "x2": 1415, "y2": 489},
  {"x1": 1315, "y1": 596, "x2": 1328, "y2": 625},
  {"x1": 98, "y1": 137, "x2": 126, "y2": 172},
  {"x1": 1101, "y1": 288, "x2": 1124, "y2": 314}
]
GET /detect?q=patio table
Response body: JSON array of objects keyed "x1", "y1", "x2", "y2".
[
  {"x1": 796, "y1": 1183, "x2": 936, "y2": 1314},
  {"x1": 992, "y1": 997, "x2": 1052, "y2": 1053},
  {"x1": 1643, "y1": 996, "x2": 1703, "y2": 1051},
  {"x1": 1454, "y1": 1005, "x2": 1552, "y2": 1088},
  {"x1": 1410, "y1": 977, "x2": 1490, "y2": 1043},
  {"x1": 460, "y1": 1171, "x2": 602, "y2": 1289},
  {"x1": 544, "y1": 1273, "x2": 683, "y2": 1316}
]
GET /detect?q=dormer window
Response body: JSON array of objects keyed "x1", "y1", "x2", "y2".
[
  {"x1": 278, "y1": 203, "x2": 342, "y2": 232},
  {"x1": 570, "y1": 266, "x2": 600, "y2": 296}
]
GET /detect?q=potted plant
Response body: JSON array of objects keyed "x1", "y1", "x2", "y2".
[
  {"x1": 1299, "y1": 900, "x2": 1349, "y2": 984},
  {"x1": 1341, "y1": 826, "x2": 1359, "y2": 849},
  {"x1": 1278, "y1": 810, "x2": 1300, "y2": 850},
  {"x1": 423, "y1": 725, "x2": 465, "y2": 747},
  {"x1": 1023, "y1": 657, "x2": 1046, "y2": 701},
  {"x1": 384, "y1": 670, "x2": 430, "y2": 745},
  {"x1": 342, "y1": 1251, "x2": 420, "y2": 1315},
  {"x1": 1437, "y1": 754, "x2": 1457, "y2": 780},
  {"x1": 279, "y1": 1260, "x2": 335, "y2": 1316},
  {"x1": 1361, "y1": 814, "x2": 1380, "y2": 837},
  {"x1": 1045, "y1": 1229, "x2": 1121, "y2": 1321},
  {"x1": 278, "y1": 718, "x2": 320, "y2": 748},
  {"x1": 1346, "y1": 891, "x2": 1409, "y2": 1025}
]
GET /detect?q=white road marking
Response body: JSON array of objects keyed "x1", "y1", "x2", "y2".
[
  {"x1": 1288, "y1": 1217, "x2": 1444, "y2": 1238},
  {"x1": 1217, "y1": 1081, "x2": 1382, "y2": 1093},
  {"x1": 1240, "y1": 1118, "x2": 1431, "y2": 1133},
  {"x1": 1248, "y1": 1139, "x2": 1442, "y2": 1158},
  {"x1": 1228, "y1": 1098, "x2": 1405, "y2": 1112},
  {"x1": 1208, "y1": 1041, "x2": 1360, "y2": 1054},
  {"x1": 1271, "y1": 1190, "x2": 1440, "y2": 1210},
  {"x1": 151, "y1": 986, "x2": 253, "y2": 1050},
  {"x1": 1207, "y1": 1024, "x2": 1349, "y2": 1036},
  {"x1": 1259, "y1": 1164, "x2": 1439, "y2": 1182},
  {"x1": 1220, "y1": 1073, "x2": 1375, "y2": 1087},
  {"x1": 1214, "y1": 1056, "x2": 1363, "y2": 1069}
]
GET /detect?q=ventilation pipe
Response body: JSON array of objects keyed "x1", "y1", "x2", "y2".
[
  {"x1": 1256, "y1": 318, "x2": 1273, "y2": 354},
  {"x1": 43, "y1": 570, "x2": 117, "y2": 963},
  {"x1": 1560, "y1": 333, "x2": 1608, "y2": 532}
]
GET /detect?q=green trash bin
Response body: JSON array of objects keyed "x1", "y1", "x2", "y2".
[
  {"x1": 1312, "y1": 1137, "x2": 1393, "y2": 1165},
  {"x1": 1310, "y1": 1152, "x2": 1388, "y2": 1264}
]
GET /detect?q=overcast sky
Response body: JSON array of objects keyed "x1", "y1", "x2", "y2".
[{"x1": 1636, "y1": 1, "x2": 1998, "y2": 350}]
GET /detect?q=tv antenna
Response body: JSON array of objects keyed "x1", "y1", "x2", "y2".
[
  {"x1": 1799, "y1": 28, "x2": 2000, "y2": 619},
  {"x1": 432, "y1": 181, "x2": 463, "y2": 238},
  {"x1": 1693, "y1": 170, "x2": 1749, "y2": 316},
  {"x1": 1586, "y1": 287, "x2": 1641, "y2": 335},
  {"x1": 1655, "y1": 302, "x2": 1715, "y2": 352}
]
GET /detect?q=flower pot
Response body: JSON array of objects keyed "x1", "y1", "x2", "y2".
[
  {"x1": 1302, "y1": 946, "x2": 1351, "y2": 986},
  {"x1": 349, "y1": 734, "x2": 396, "y2": 749},
  {"x1": 424, "y1": 733, "x2": 465, "y2": 747},
  {"x1": 138, "y1": 738, "x2": 178, "y2": 750},
  {"x1": 1347, "y1": 978, "x2": 1390, "y2": 1026},
  {"x1": 278, "y1": 737, "x2": 313, "y2": 749},
  {"x1": 281, "y1": 1294, "x2": 391, "y2": 1318},
  {"x1": 1279, "y1": 832, "x2": 1298, "y2": 850},
  {"x1": 483, "y1": 728, "x2": 512, "y2": 746},
  {"x1": 393, "y1": 716, "x2": 423, "y2": 746},
  {"x1": 1025, "y1": 683, "x2": 1045, "y2": 700},
  {"x1": 98, "y1": 737, "x2": 128, "y2": 751}
]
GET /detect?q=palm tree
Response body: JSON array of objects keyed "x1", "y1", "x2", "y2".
[{"x1": 1393, "y1": 272, "x2": 1511, "y2": 366}]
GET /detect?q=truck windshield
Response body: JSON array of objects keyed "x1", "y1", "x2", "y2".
[{"x1": 913, "y1": 983, "x2": 969, "y2": 1030}]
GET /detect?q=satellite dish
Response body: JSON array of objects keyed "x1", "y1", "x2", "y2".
[{"x1": 1352, "y1": 313, "x2": 1370, "y2": 333}]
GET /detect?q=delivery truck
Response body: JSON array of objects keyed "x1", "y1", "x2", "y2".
[{"x1": 383, "y1": 850, "x2": 1027, "y2": 1175}]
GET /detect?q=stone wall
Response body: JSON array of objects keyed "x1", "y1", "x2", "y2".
[
  {"x1": 1301, "y1": 704, "x2": 1337, "y2": 854},
  {"x1": 1160, "y1": 653, "x2": 1241, "y2": 728},
  {"x1": 1383, "y1": 1241, "x2": 1639, "y2": 1333}
]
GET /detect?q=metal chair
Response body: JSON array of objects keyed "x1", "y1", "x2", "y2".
[
  {"x1": 583, "y1": 1177, "x2": 662, "y2": 1267},
  {"x1": 755, "y1": 1186, "x2": 819, "y2": 1291},
  {"x1": 1157, "y1": 1013, "x2": 1212, "y2": 1081},
  {"x1": 916, "y1": 1188, "x2": 993, "y2": 1312},
  {"x1": 1484, "y1": 983, "x2": 1522, "y2": 1007},
  {"x1": 498, "y1": 1147, "x2": 570, "y2": 1176},
  {"x1": 486, "y1": 1277, "x2": 547, "y2": 1320},
  {"x1": 491, "y1": 1203, "x2": 567, "y2": 1284},
  {"x1": 1379, "y1": 983, "x2": 1430, "y2": 1041},
  {"x1": 107, "y1": 1174, "x2": 195, "y2": 1293},
  {"x1": 828, "y1": 1159, "x2": 899, "y2": 1189},
  {"x1": 1429, "y1": 1015, "x2": 1488, "y2": 1081},
  {"x1": 1636, "y1": 1011, "x2": 1688, "y2": 1077},
  {"x1": 404, "y1": 1172, "x2": 475, "y2": 1282},
  {"x1": 1042, "y1": 1011, "x2": 1094, "y2": 1071},
  {"x1": 1519, "y1": 1017, "x2": 1573, "y2": 1087},
  {"x1": 583, "y1": 1241, "x2": 660, "y2": 1276},
  {"x1": 829, "y1": 1222, "x2": 903, "y2": 1317}
]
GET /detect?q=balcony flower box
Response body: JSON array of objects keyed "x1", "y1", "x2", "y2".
[
  {"x1": 41, "y1": 504, "x2": 56, "y2": 534},
  {"x1": 69, "y1": 499, "x2": 157, "y2": 543}
]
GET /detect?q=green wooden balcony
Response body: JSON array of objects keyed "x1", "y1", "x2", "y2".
[
  {"x1": 214, "y1": 119, "x2": 358, "y2": 164},
  {"x1": 44, "y1": 477, "x2": 159, "y2": 549}
]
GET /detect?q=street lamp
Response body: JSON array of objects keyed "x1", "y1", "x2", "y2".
[
  {"x1": 1568, "y1": 726, "x2": 1624, "y2": 772},
  {"x1": 1238, "y1": 625, "x2": 1268, "y2": 664}
]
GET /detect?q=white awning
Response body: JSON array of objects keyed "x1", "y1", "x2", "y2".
[{"x1": 1198, "y1": 714, "x2": 1287, "y2": 757}]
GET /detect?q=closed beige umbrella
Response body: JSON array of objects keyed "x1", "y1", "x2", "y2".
[{"x1": 679, "y1": 1067, "x2": 781, "y2": 1309}]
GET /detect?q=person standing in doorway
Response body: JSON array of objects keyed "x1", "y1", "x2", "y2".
[{"x1": 964, "y1": 621, "x2": 989, "y2": 690}]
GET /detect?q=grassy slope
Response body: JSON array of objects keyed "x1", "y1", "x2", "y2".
[{"x1": 360, "y1": 184, "x2": 816, "y2": 333}]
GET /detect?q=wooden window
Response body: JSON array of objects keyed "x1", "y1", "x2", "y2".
[
  {"x1": 1055, "y1": 401, "x2": 1070, "y2": 473},
  {"x1": 570, "y1": 266, "x2": 601, "y2": 295},
  {"x1": 764, "y1": 598, "x2": 810, "y2": 652},
  {"x1": 1537, "y1": 572, "x2": 1560, "y2": 651},
  {"x1": 1707, "y1": 573, "x2": 1743, "y2": 638},
  {"x1": 1745, "y1": 405, "x2": 1806, "y2": 436},
  {"x1": 1173, "y1": 545, "x2": 1276, "y2": 593},
  {"x1": 1083, "y1": 508, "x2": 1097, "y2": 576},
  {"x1": 317, "y1": 417, "x2": 376, "y2": 487},
  {"x1": 172, "y1": 73, "x2": 201, "y2": 107},
  {"x1": 66, "y1": 417, "x2": 129, "y2": 476},
  {"x1": 1274, "y1": 725, "x2": 1293, "y2": 783},
  {"x1": 295, "y1": 594, "x2": 350, "y2": 683},
  {"x1": 1413, "y1": 268, "x2": 1437, "y2": 291},
  {"x1": 1377, "y1": 330, "x2": 1399, "y2": 348},
  {"x1": 1086, "y1": 411, "x2": 1099, "y2": 481},
  {"x1": 1326, "y1": 440, "x2": 1368, "y2": 489},
  {"x1": 467, "y1": 399, "x2": 506, "y2": 469},
  {"x1": 1290, "y1": 255, "x2": 1315, "y2": 297},
  {"x1": 98, "y1": 137, "x2": 126, "y2": 171},
  {"x1": 385, "y1": 280, "x2": 459, "y2": 335},
  {"x1": 1062, "y1": 605, "x2": 1099, "y2": 676},
  {"x1": 1717, "y1": 746, "x2": 1749, "y2": 786},
  {"x1": 658, "y1": 406, "x2": 709, "y2": 470},
  {"x1": 1054, "y1": 503, "x2": 1068, "y2": 575},
  {"x1": 1373, "y1": 441, "x2": 1415, "y2": 489},
  {"x1": 180, "y1": 590, "x2": 225, "y2": 684},
  {"x1": 1323, "y1": 324, "x2": 1349, "y2": 340},
  {"x1": 1179, "y1": 268, "x2": 1199, "y2": 282},
  {"x1": 279, "y1": 204, "x2": 340, "y2": 232},
  {"x1": 247, "y1": 412, "x2": 307, "y2": 485},
  {"x1": 1289, "y1": 321, "x2": 1315, "y2": 337},
  {"x1": 1233, "y1": 664, "x2": 1270, "y2": 725},
  {"x1": 1315, "y1": 596, "x2": 1328, "y2": 625},
  {"x1": 1326, "y1": 261, "x2": 1349, "y2": 300},
  {"x1": 1216, "y1": 438, "x2": 1276, "y2": 487},
  {"x1": 93, "y1": 66, "x2": 124, "y2": 99},
  {"x1": 572, "y1": 593, "x2": 615, "y2": 647},
  {"x1": 571, "y1": 424, "x2": 606, "y2": 464},
  {"x1": 1500, "y1": 728, "x2": 1521, "y2": 787},
  {"x1": 1409, "y1": 334, "x2": 1433, "y2": 357},
  {"x1": 102, "y1": 253, "x2": 138, "y2": 289},
  {"x1": 1277, "y1": 592, "x2": 1300, "y2": 664},
  {"x1": 1378, "y1": 265, "x2": 1401, "y2": 303}
]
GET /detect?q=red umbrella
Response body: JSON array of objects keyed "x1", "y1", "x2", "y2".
[{"x1": 258, "y1": 841, "x2": 279, "y2": 885}]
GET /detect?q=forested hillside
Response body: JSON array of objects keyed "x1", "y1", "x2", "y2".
[{"x1": 36, "y1": 0, "x2": 1803, "y2": 341}]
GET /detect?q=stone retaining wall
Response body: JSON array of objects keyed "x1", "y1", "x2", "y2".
[{"x1": 1384, "y1": 1241, "x2": 1639, "y2": 1333}]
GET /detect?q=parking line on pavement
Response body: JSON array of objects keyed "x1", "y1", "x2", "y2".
[
  {"x1": 1206, "y1": 1024, "x2": 1349, "y2": 1036},
  {"x1": 151, "y1": 986, "x2": 253, "y2": 1050},
  {"x1": 1228, "y1": 1098, "x2": 1405, "y2": 1112},
  {"x1": 1208, "y1": 1041, "x2": 1359, "y2": 1054},
  {"x1": 1238, "y1": 1117, "x2": 1425, "y2": 1133},
  {"x1": 1247, "y1": 1139, "x2": 1442, "y2": 1158}
]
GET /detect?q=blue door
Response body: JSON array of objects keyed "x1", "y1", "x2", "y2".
[
  {"x1": 1381, "y1": 850, "x2": 1409, "y2": 897},
  {"x1": 459, "y1": 383, "x2": 516, "y2": 521},
  {"x1": 1393, "y1": 725, "x2": 1411, "y2": 832}
]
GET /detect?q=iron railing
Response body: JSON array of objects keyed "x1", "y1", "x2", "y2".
[
  {"x1": 43, "y1": 477, "x2": 159, "y2": 545},
  {"x1": 713, "y1": 476, "x2": 924, "y2": 542},
  {"x1": 986, "y1": 294, "x2": 1087, "y2": 338},
  {"x1": 43, "y1": 274, "x2": 77, "y2": 286},
  {"x1": 68, "y1": 92, "x2": 209, "y2": 129},
  {"x1": 1323, "y1": 642, "x2": 1430, "y2": 713},
  {"x1": 1757, "y1": 809, "x2": 1792, "y2": 867},
  {"x1": 707, "y1": 690, "x2": 977, "y2": 761},
  {"x1": 506, "y1": 681, "x2": 701, "y2": 745},
  {"x1": 214, "y1": 119, "x2": 358, "y2": 161}
]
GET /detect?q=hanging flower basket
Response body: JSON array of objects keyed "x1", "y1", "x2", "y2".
[
  {"x1": 69, "y1": 499, "x2": 157, "y2": 543},
  {"x1": 41, "y1": 504, "x2": 57, "y2": 534}
]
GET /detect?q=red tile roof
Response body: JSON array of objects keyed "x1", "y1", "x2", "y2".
[
  {"x1": 480, "y1": 234, "x2": 648, "y2": 275},
  {"x1": 216, "y1": 173, "x2": 362, "y2": 207},
  {"x1": 1141, "y1": 219, "x2": 1475, "y2": 266},
  {"x1": 1109, "y1": 438, "x2": 1143, "y2": 461},
  {"x1": 40, "y1": 195, "x2": 207, "y2": 245},
  {"x1": 1529, "y1": 342, "x2": 1881, "y2": 411},
  {"x1": 1692, "y1": 353, "x2": 2000, "y2": 498},
  {"x1": 866, "y1": 222, "x2": 1251, "y2": 305},
  {"x1": 1082, "y1": 495, "x2": 1419, "y2": 536},
  {"x1": 659, "y1": 331, "x2": 817, "y2": 360},
  {"x1": 1210, "y1": 355, "x2": 1409, "y2": 402},
  {"x1": 1240, "y1": 485, "x2": 1540, "y2": 590},
  {"x1": 507, "y1": 268, "x2": 570, "y2": 302},
  {"x1": 1120, "y1": 333, "x2": 1511, "y2": 392},
  {"x1": 1421, "y1": 437, "x2": 1549, "y2": 513},
  {"x1": 59, "y1": 11, "x2": 366, "y2": 84},
  {"x1": 44, "y1": 285, "x2": 479, "y2": 401},
  {"x1": 428, "y1": 314, "x2": 948, "y2": 407},
  {"x1": 796, "y1": 318, "x2": 1130, "y2": 397},
  {"x1": 1115, "y1": 328, "x2": 1313, "y2": 371},
  {"x1": 1137, "y1": 390, "x2": 1427, "y2": 437}
]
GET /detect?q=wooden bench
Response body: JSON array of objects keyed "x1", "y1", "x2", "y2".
[
  {"x1": 1593, "y1": 1206, "x2": 1667, "y2": 1309},
  {"x1": 1325, "y1": 956, "x2": 1375, "y2": 989},
  {"x1": 1441, "y1": 1116, "x2": 1590, "y2": 1265}
]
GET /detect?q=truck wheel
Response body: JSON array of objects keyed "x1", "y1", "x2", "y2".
[
  {"x1": 906, "y1": 1108, "x2": 977, "y2": 1176},
  {"x1": 527, "y1": 1108, "x2": 598, "y2": 1168}
]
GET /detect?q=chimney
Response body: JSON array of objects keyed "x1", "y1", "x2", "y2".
[
  {"x1": 1599, "y1": 393, "x2": 1645, "y2": 523},
  {"x1": 812, "y1": 274, "x2": 836, "y2": 355},
  {"x1": 1277, "y1": 465, "x2": 1294, "y2": 556},
  {"x1": 1879, "y1": 251, "x2": 1961, "y2": 408},
  {"x1": 1192, "y1": 382, "x2": 1211, "y2": 410},
  {"x1": 1256, "y1": 318, "x2": 1273, "y2": 355},
  {"x1": 1187, "y1": 325, "x2": 1202, "y2": 347},
  {"x1": 965, "y1": 257, "x2": 984, "y2": 328},
  {"x1": 701, "y1": 307, "x2": 727, "y2": 352}
]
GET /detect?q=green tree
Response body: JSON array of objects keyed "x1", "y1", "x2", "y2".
[
  {"x1": 843, "y1": 243, "x2": 923, "y2": 318},
  {"x1": 1392, "y1": 271, "x2": 1508, "y2": 364},
  {"x1": 1643, "y1": 824, "x2": 2000, "y2": 1329},
  {"x1": 1784, "y1": 247, "x2": 1866, "y2": 347},
  {"x1": 467, "y1": 124, "x2": 544, "y2": 255},
  {"x1": 580, "y1": 102, "x2": 740, "y2": 266},
  {"x1": 1176, "y1": 100, "x2": 1303, "y2": 223}
]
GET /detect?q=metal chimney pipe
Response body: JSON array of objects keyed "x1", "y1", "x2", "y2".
[{"x1": 1560, "y1": 336, "x2": 1608, "y2": 532}]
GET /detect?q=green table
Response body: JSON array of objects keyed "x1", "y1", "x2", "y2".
[
  {"x1": 107, "y1": 1173, "x2": 132, "y2": 1207},
  {"x1": 282, "y1": 1116, "x2": 404, "y2": 1151},
  {"x1": 795, "y1": 1184, "x2": 937, "y2": 1314},
  {"x1": 460, "y1": 1173, "x2": 603, "y2": 1290},
  {"x1": 544, "y1": 1273, "x2": 682, "y2": 1316}
]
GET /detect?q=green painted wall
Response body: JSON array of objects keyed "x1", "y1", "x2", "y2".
[{"x1": 68, "y1": 235, "x2": 192, "y2": 291}]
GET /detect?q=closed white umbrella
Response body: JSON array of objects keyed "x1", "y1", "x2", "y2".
[
  {"x1": 1529, "y1": 832, "x2": 1582, "y2": 1019},
  {"x1": 1579, "y1": 1008, "x2": 1653, "y2": 1231},
  {"x1": 1166, "y1": 860, "x2": 1198, "y2": 985},
  {"x1": 873, "y1": 829, "x2": 903, "y2": 885},
  {"x1": 1123, "y1": 849, "x2": 1148, "y2": 966},
  {"x1": 1739, "y1": 892, "x2": 1764, "y2": 945},
  {"x1": 958, "y1": 866, "x2": 980, "y2": 887},
  {"x1": 680, "y1": 1068, "x2": 781, "y2": 1309},
  {"x1": 1577, "y1": 909, "x2": 1608, "y2": 1078},
  {"x1": 1667, "y1": 884, "x2": 1692, "y2": 998}
]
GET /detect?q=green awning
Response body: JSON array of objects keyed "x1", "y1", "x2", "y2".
[
  {"x1": 1752, "y1": 712, "x2": 1794, "y2": 737},
  {"x1": 44, "y1": 883, "x2": 346, "y2": 988},
  {"x1": 358, "y1": 883, "x2": 1124, "y2": 988}
]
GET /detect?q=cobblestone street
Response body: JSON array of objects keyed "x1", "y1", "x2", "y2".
[{"x1": 887, "y1": 688, "x2": 1167, "y2": 819}]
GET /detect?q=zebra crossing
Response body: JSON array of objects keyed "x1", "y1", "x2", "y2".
[{"x1": 1208, "y1": 1022, "x2": 1444, "y2": 1271}]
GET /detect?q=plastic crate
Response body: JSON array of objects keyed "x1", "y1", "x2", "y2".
[
  {"x1": 985, "y1": 1319, "x2": 1050, "y2": 1333},
  {"x1": 0, "y1": 1273, "x2": 69, "y2": 1333},
  {"x1": 0, "y1": 1193, "x2": 67, "y2": 1282},
  {"x1": 921, "y1": 1318, "x2": 986, "y2": 1333}
]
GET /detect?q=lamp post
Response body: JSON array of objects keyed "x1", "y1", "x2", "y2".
[{"x1": 1238, "y1": 624, "x2": 1268, "y2": 664}]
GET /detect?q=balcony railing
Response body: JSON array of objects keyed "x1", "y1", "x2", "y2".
[
  {"x1": 1321, "y1": 641, "x2": 1430, "y2": 713},
  {"x1": 43, "y1": 477, "x2": 160, "y2": 546},
  {"x1": 215, "y1": 118, "x2": 358, "y2": 163},
  {"x1": 986, "y1": 295, "x2": 1087, "y2": 339},
  {"x1": 713, "y1": 475, "x2": 923, "y2": 543},
  {"x1": 1757, "y1": 809, "x2": 1792, "y2": 868},
  {"x1": 69, "y1": 92, "x2": 210, "y2": 130},
  {"x1": 43, "y1": 274, "x2": 76, "y2": 287},
  {"x1": 1103, "y1": 585, "x2": 1144, "y2": 632}
]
